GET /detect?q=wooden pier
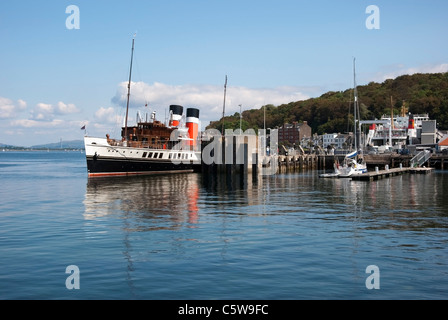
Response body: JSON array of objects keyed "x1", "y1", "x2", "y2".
[
  {"x1": 318, "y1": 154, "x2": 448, "y2": 171},
  {"x1": 200, "y1": 136, "x2": 446, "y2": 176},
  {"x1": 277, "y1": 155, "x2": 318, "y2": 172},
  {"x1": 351, "y1": 167, "x2": 434, "y2": 181}
]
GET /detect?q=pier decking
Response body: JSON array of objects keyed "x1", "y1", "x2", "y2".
[{"x1": 350, "y1": 167, "x2": 434, "y2": 181}]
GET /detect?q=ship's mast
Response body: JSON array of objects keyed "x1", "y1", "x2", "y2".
[
  {"x1": 353, "y1": 58, "x2": 358, "y2": 151},
  {"x1": 124, "y1": 35, "x2": 136, "y2": 143}
]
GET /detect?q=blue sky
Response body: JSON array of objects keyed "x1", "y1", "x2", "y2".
[{"x1": 1, "y1": 0, "x2": 447, "y2": 146}]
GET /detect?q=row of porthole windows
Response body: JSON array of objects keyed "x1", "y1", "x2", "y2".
[
  {"x1": 142, "y1": 152, "x2": 164, "y2": 159},
  {"x1": 105, "y1": 149, "x2": 193, "y2": 160},
  {"x1": 141, "y1": 152, "x2": 192, "y2": 160},
  {"x1": 107, "y1": 149, "x2": 138, "y2": 154},
  {"x1": 168, "y1": 153, "x2": 193, "y2": 160},
  {"x1": 106, "y1": 149, "x2": 161, "y2": 158}
]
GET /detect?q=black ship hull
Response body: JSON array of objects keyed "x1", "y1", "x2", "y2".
[{"x1": 86, "y1": 157, "x2": 201, "y2": 177}]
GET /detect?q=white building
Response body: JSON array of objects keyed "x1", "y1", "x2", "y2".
[{"x1": 322, "y1": 133, "x2": 348, "y2": 149}]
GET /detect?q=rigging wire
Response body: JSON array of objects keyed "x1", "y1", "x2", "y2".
[{"x1": 133, "y1": 50, "x2": 151, "y2": 112}]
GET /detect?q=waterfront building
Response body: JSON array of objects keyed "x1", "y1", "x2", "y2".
[
  {"x1": 322, "y1": 133, "x2": 349, "y2": 149},
  {"x1": 438, "y1": 135, "x2": 448, "y2": 152},
  {"x1": 278, "y1": 121, "x2": 312, "y2": 145}
]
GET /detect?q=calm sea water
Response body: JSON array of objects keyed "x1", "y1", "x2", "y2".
[{"x1": 0, "y1": 151, "x2": 447, "y2": 300}]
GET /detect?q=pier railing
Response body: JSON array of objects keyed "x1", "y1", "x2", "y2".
[{"x1": 410, "y1": 150, "x2": 431, "y2": 168}]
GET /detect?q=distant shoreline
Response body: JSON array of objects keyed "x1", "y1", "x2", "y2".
[
  {"x1": 1, "y1": 148, "x2": 84, "y2": 152},
  {"x1": 1, "y1": 140, "x2": 85, "y2": 151}
]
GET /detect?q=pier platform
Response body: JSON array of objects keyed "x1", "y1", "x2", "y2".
[
  {"x1": 409, "y1": 167, "x2": 435, "y2": 174},
  {"x1": 351, "y1": 167, "x2": 434, "y2": 181}
]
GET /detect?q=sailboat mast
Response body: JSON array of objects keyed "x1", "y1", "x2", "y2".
[
  {"x1": 124, "y1": 36, "x2": 136, "y2": 143},
  {"x1": 352, "y1": 58, "x2": 363, "y2": 151},
  {"x1": 353, "y1": 58, "x2": 358, "y2": 151},
  {"x1": 221, "y1": 75, "x2": 228, "y2": 136}
]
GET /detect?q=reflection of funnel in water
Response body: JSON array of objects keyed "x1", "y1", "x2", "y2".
[{"x1": 187, "y1": 182, "x2": 199, "y2": 225}]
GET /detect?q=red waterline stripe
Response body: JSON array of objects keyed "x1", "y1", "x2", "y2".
[{"x1": 88, "y1": 170, "x2": 194, "y2": 178}]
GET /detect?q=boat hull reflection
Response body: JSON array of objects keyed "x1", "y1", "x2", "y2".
[{"x1": 84, "y1": 174, "x2": 201, "y2": 228}]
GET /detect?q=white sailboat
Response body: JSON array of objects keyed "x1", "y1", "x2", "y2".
[
  {"x1": 338, "y1": 58, "x2": 368, "y2": 178},
  {"x1": 338, "y1": 155, "x2": 368, "y2": 178}
]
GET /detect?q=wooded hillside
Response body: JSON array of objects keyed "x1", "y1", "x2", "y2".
[{"x1": 207, "y1": 72, "x2": 448, "y2": 134}]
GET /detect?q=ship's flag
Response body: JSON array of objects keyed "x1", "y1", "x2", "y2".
[{"x1": 81, "y1": 125, "x2": 86, "y2": 130}]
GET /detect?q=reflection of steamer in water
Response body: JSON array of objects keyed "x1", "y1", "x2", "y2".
[
  {"x1": 84, "y1": 37, "x2": 201, "y2": 178},
  {"x1": 84, "y1": 174, "x2": 200, "y2": 226},
  {"x1": 83, "y1": 173, "x2": 201, "y2": 294},
  {"x1": 83, "y1": 171, "x2": 266, "y2": 223}
]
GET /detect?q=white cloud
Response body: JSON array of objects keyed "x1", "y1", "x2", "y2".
[
  {"x1": 5, "y1": 118, "x2": 87, "y2": 147},
  {"x1": 57, "y1": 102, "x2": 80, "y2": 114},
  {"x1": 0, "y1": 98, "x2": 16, "y2": 119},
  {"x1": 10, "y1": 100, "x2": 82, "y2": 128},
  {"x1": 111, "y1": 81, "x2": 312, "y2": 126},
  {"x1": 94, "y1": 107, "x2": 123, "y2": 125},
  {"x1": 1, "y1": 97, "x2": 86, "y2": 146},
  {"x1": 17, "y1": 99, "x2": 27, "y2": 110},
  {"x1": 0, "y1": 97, "x2": 27, "y2": 119},
  {"x1": 30, "y1": 101, "x2": 80, "y2": 121},
  {"x1": 371, "y1": 63, "x2": 448, "y2": 83},
  {"x1": 11, "y1": 118, "x2": 65, "y2": 128},
  {"x1": 32, "y1": 103, "x2": 54, "y2": 120},
  {"x1": 36, "y1": 103, "x2": 53, "y2": 113}
]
